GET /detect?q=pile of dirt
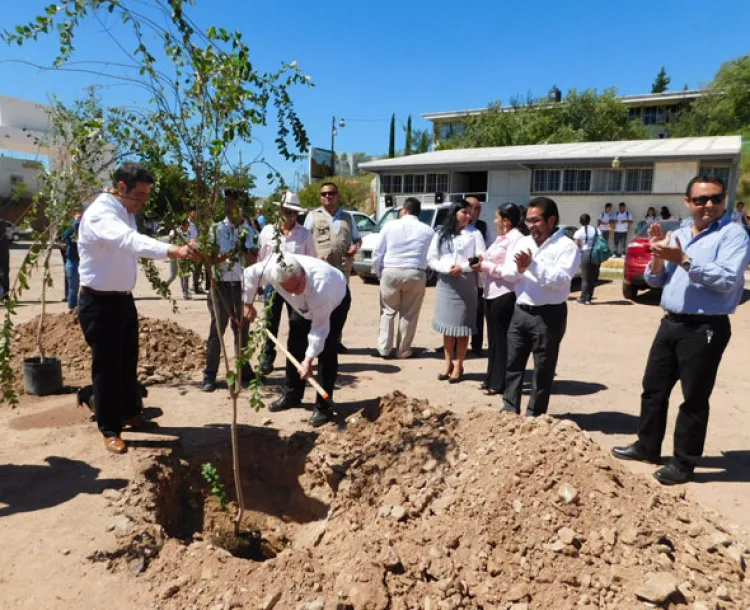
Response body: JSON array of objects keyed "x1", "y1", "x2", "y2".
[
  {"x1": 108, "y1": 392, "x2": 749, "y2": 609},
  {"x1": 10, "y1": 312, "x2": 206, "y2": 392}
]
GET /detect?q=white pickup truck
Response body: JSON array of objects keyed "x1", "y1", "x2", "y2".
[{"x1": 352, "y1": 203, "x2": 452, "y2": 284}]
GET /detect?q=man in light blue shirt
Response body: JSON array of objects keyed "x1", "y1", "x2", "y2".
[{"x1": 613, "y1": 173, "x2": 750, "y2": 485}]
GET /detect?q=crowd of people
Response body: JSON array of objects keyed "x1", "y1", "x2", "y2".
[{"x1": 6, "y1": 162, "x2": 750, "y2": 489}]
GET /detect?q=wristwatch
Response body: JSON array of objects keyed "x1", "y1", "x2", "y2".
[{"x1": 680, "y1": 255, "x2": 692, "y2": 272}]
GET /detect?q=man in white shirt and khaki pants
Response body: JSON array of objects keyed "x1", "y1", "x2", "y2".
[
  {"x1": 371, "y1": 197, "x2": 434, "y2": 359},
  {"x1": 501, "y1": 197, "x2": 581, "y2": 417},
  {"x1": 78, "y1": 163, "x2": 197, "y2": 454}
]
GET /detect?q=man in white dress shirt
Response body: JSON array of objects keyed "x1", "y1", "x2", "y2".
[
  {"x1": 77, "y1": 163, "x2": 197, "y2": 454},
  {"x1": 371, "y1": 197, "x2": 434, "y2": 358},
  {"x1": 202, "y1": 190, "x2": 257, "y2": 392},
  {"x1": 467, "y1": 196, "x2": 491, "y2": 356},
  {"x1": 243, "y1": 253, "x2": 349, "y2": 427},
  {"x1": 304, "y1": 182, "x2": 361, "y2": 353},
  {"x1": 257, "y1": 192, "x2": 317, "y2": 375},
  {"x1": 501, "y1": 197, "x2": 581, "y2": 417}
]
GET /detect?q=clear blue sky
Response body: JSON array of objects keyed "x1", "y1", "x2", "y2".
[{"x1": 1, "y1": 0, "x2": 749, "y2": 195}]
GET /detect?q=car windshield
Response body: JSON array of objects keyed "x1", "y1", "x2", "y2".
[{"x1": 637, "y1": 220, "x2": 682, "y2": 237}]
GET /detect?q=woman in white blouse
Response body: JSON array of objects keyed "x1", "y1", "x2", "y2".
[
  {"x1": 427, "y1": 199, "x2": 486, "y2": 383},
  {"x1": 472, "y1": 203, "x2": 526, "y2": 395}
]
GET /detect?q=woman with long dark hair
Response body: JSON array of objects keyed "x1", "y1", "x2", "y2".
[
  {"x1": 427, "y1": 199, "x2": 486, "y2": 383},
  {"x1": 574, "y1": 213, "x2": 599, "y2": 304},
  {"x1": 473, "y1": 203, "x2": 526, "y2": 395}
]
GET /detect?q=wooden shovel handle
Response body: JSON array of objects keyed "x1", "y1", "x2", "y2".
[{"x1": 263, "y1": 328, "x2": 330, "y2": 400}]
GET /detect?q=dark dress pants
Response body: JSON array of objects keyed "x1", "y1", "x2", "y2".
[
  {"x1": 638, "y1": 315, "x2": 731, "y2": 469},
  {"x1": 260, "y1": 287, "x2": 285, "y2": 368},
  {"x1": 78, "y1": 292, "x2": 140, "y2": 438},
  {"x1": 503, "y1": 302, "x2": 567, "y2": 417},
  {"x1": 205, "y1": 281, "x2": 252, "y2": 382},
  {"x1": 580, "y1": 250, "x2": 599, "y2": 302},
  {"x1": 0, "y1": 237, "x2": 9, "y2": 297},
  {"x1": 284, "y1": 288, "x2": 351, "y2": 408},
  {"x1": 471, "y1": 287, "x2": 485, "y2": 353},
  {"x1": 484, "y1": 292, "x2": 516, "y2": 392}
]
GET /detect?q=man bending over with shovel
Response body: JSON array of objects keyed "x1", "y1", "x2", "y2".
[{"x1": 243, "y1": 253, "x2": 350, "y2": 427}]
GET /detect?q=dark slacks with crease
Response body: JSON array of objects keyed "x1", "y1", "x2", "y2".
[
  {"x1": 637, "y1": 315, "x2": 731, "y2": 469},
  {"x1": 78, "y1": 292, "x2": 141, "y2": 438},
  {"x1": 284, "y1": 288, "x2": 350, "y2": 408},
  {"x1": 205, "y1": 281, "x2": 252, "y2": 382},
  {"x1": 260, "y1": 287, "x2": 285, "y2": 368},
  {"x1": 503, "y1": 302, "x2": 567, "y2": 417},
  {"x1": 484, "y1": 292, "x2": 516, "y2": 392},
  {"x1": 472, "y1": 287, "x2": 485, "y2": 353}
]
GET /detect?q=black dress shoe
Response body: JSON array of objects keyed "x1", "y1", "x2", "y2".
[
  {"x1": 309, "y1": 407, "x2": 334, "y2": 427},
  {"x1": 338, "y1": 343, "x2": 349, "y2": 354},
  {"x1": 259, "y1": 362, "x2": 274, "y2": 377},
  {"x1": 653, "y1": 462, "x2": 694, "y2": 486},
  {"x1": 611, "y1": 442, "x2": 660, "y2": 464},
  {"x1": 201, "y1": 380, "x2": 216, "y2": 393},
  {"x1": 479, "y1": 381, "x2": 489, "y2": 391},
  {"x1": 269, "y1": 396, "x2": 301, "y2": 413}
]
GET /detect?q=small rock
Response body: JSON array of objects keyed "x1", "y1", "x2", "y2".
[
  {"x1": 106, "y1": 515, "x2": 134, "y2": 534},
  {"x1": 303, "y1": 601, "x2": 325, "y2": 610},
  {"x1": 513, "y1": 499, "x2": 523, "y2": 513},
  {"x1": 691, "y1": 602, "x2": 713, "y2": 610},
  {"x1": 423, "y1": 459, "x2": 438, "y2": 472},
  {"x1": 510, "y1": 604, "x2": 529, "y2": 610},
  {"x1": 725, "y1": 545, "x2": 745, "y2": 571},
  {"x1": 715, "y1": 585, "x2": 731, "y2": 601},
  {"x1": 506, "y1": 583, "x2": 529, "y2": 602},
  {"x1": 688, "y1": 524, "x2": 703, "y2": 537},
  {"x1": 262, "y1": 418, "x2": 273, "y2": 426},
  {"x1": 601, "y1": 528, "x2": 617, "y2": 546},
  {"x1": 558, "y1": 482, "x2": 579, "y2": 504},
  {"x1": 709, "y1": 531, "x2": 732, "y2": 549},
  {"x1": 260, "y1": 591, "x2": 281, "y2": 610},
  {"x1": 391, "y1": 505, "x2": 407, "y2": 521},
  {"x1": 161, "y1": 577, "x2": 188, "y2": 599},
  {"x1": 102, "y1": 489, "x2": 122, "y2": 501},
  {"x1": 61, "y1": 549, "x2": 71, "y2": 556},
  {"x1": 634, "y1": 572, "x2": 678, "y2": 604},
  {"x1": 558, "y1": 527, "x2": 577, "y2": 545}
]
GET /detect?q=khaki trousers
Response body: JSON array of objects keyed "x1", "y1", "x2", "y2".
[{"x1": 377, "y1": 268, "x2": 427, "y2": 357}]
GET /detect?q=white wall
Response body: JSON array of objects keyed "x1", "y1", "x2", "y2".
[
  {"x1": 0, "y1": 156, "x2": 44, "y2": 198},
  {"x1": 484, "y1": 168, "x2": 532, "y2": 239},
  {"x1": 552, "y1": 194, "x2": 687, "y2": 230},
  {"x1": 653, "y1": 161, "x2": 698, "y2": 194}
]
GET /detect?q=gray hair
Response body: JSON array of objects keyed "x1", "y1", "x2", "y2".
[{"x1": 269, "y1": 254, "x2": 304, "y2": 284}]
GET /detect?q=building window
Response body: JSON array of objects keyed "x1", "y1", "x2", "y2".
[
  {"x1": 403, "y1": 174, "x2": 415, "y2": 194},
  {"x1": 562, "y1": 169, "x2": 591, "y2": 192},
  {"x1": 413, "y1": 174, "x2": 425, "y2": 193},
  {"x1": 531, "y1": 169, "x2": 561, "y2": 193},
  {"x1": 380, "y1": 175, "x2": 391, "y2": 193},
  {"x1": 9, "y1": 175, "x2": 24, "y2": 187},
  {"x1": 592, "y1": 169, "x2": 623, "y2": 193},
  {"x1": 427, "y1": 173, "x2": 449, "y2": 193},
  {"x1": 700, "y1": 165, "x2": 732, "y2": 186},
  {"x1": 391, "y1": 175, "x2": 403, "y2": 194},
  {"x1": 625, "y1": 168, "x2": 653, "y2": 192}
]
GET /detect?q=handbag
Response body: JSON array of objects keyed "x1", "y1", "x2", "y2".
[{"x1": 590, "y1": 227, "x2": 612, "y2": 265}]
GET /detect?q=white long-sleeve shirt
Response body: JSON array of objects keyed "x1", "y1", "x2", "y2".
[
  {"x1": 258, "y1": 222, "x2": 317, "y2": 262},
  {"x1": 243, "y1": 255, "x2": 346, "y2": 359},
  {"x1": 371, "y1": 214, "x2": 434, "y2": 278},
  {"x1": 427, "y1": 227, "x2": 486, "y2": 275},
  {"x1": 211, "y1": 218, "x2": 255, "y2": 282},
  {"x1": 78, "y1": 193, "x2": 171, "y2": 291},
  {"x1": 501, "y1": 229, "x2": 581, "y2": 306}
]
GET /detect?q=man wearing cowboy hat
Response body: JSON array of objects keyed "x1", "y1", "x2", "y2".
[{"x1": 257, "y1": 191, "x2": 317, "y2": 376}]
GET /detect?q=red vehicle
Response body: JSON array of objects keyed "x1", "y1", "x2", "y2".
[{"x1": 622, "y1": 220, "x2": 682, "y2": 300}]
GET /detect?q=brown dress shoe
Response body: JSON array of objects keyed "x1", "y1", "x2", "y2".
[{"x1": 104, "y1": 436, "x2": 127, "y2": 454}]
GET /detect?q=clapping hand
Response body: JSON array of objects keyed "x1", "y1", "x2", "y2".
[
  {"x1": 650, "y1": 231, "x2": 684, "y2": 264},
  {"x1": 647, "y1": 222, "x2": 665, "y2": 245},
  {"x1": 514, "y1": 249, "x2": 533, "y2": 273}
]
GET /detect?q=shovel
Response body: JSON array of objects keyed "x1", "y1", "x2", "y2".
[{"x1": 263, "y1": 328, "x2": 347, "y2": 430}]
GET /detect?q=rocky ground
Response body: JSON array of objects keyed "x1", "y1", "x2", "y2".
[{"x1": 99, "y1": 393, "x2": 749, "y2": 610}]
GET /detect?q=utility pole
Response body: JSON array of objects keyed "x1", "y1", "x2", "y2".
[{"x1": 331, "y1": 115, "x2": 345, "y2": 177}]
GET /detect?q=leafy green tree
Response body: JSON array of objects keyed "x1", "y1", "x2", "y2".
[
  {"x1": 2, "y1": 0, "x2": 310, "y2": 535},
  {"x1": 388, "y1": 114, "x2": 396, "y2": 158},
  {"x1": 298, "y1": 175, "x2": 374, "y2": 211},
  {"x1": 444, "y1": 88, "x2": 647, "y2": 149},
  {"x1": 411, "y1": 128, "x2": 432, "y2": 154},
  {"x1": 405, "y1": 115, "x2": 412, "y2": 155},
  {"x1": 672, "y1": 54, "x2": 750, "y2": 137},
  {"x1": 651, "y1": 67, "x2": 671, "y2": 93}
]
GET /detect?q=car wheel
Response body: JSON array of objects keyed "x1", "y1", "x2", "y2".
[
  {"x1": 12, "y1": 233, "x2": 20, "y2": 242},
  {"x1": 622, "y1": 282, "x2": 639, "y2": 301}
]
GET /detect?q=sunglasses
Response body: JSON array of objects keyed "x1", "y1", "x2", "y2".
[
  {"x1": 689, "y1": 194, "x2": 725, "y2": 206},
  {"x1": 320, "y1": 191, "x2": 338, "y2": 197}
]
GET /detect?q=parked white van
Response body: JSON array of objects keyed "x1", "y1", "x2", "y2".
[{"x1": 352, "y1": 203, "x2": 452, "y2": 283}]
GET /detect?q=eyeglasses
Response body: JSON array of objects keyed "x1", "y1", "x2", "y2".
[
  {"x1": 319, "y1": 191, "x2": 338, "y2": 198},
  {"x1": 689, "y1": 194, "x2": 725, "y2": 206}
]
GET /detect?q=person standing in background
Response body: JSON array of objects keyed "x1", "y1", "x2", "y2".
[
  {"x1": 597, "y1": 203, "x2": 614, "y2": 247},
  {"x1": 574, "y1": 213, "x2": 599, "y2": 305},
  {"x1": 186, "y1": 209, "x2": 204, "y2": 294},
  {"x1": 61, "y1": 211, "x2": 82, "y2": 311},
  {"x1": 466, "y1": 196, "x2": 491, "y2": 357},
  {"x1": 371, "y1": 197, "x2": 434, "y2": 359},
  {"x1": 613, "y1": 202, "x2": 633, "y2": 258}
]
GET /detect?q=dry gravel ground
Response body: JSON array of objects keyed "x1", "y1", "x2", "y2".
[{"x1": 1, "y1": 244, "x2": 750, "y2": 609}]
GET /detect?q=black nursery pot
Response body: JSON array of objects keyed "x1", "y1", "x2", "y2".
[{"x1": 23, "y1": 356, "x2": 64, "y2": 396}]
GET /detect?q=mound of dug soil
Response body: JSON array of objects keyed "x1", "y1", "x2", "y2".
[
  {"x1": 110, "y1": 392, "x2": 749, "y2": 609},
  {"x1": 10, "y1": 312, "x2": 206, "y2": 392}
]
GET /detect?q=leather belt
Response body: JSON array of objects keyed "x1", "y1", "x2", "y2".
[
  {"x1": 517, "y1": 302, "x2": 565, "y2": 314},
  {"x1": 80, "y1": 286, "x2": 131, "y2": 296},
  {"x1": 664, "y1": 311, "x2": 726, "y2": 323}
]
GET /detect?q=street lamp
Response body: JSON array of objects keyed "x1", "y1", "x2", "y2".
[{"x1": 331, "y1": 115, "x2": 345, "y2": 176}]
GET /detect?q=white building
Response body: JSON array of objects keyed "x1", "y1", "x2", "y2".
[{"x1": 359, "y1": 136, "x2": 743, "y2": 233}]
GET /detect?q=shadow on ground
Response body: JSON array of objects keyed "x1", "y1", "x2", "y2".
[
  {"x1": 555, "y1": 410, "x2": 638, "y2": 435},
  {"x1": 0, "y1": 457, "x2": 127, "y2": 517},
  {"x1": 695, "y1": 451, "x2": 750, "y2": 484}
]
